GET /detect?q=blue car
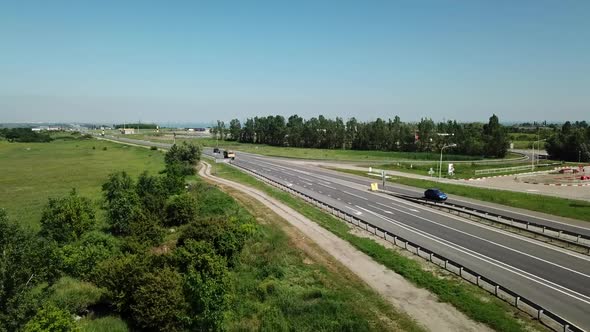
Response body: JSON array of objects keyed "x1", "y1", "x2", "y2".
[{"x1": 424, "y1": 188, "x2": 447, "y2": 201}]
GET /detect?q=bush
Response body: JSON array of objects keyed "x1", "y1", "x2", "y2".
[
  {"x1": 102, "y1": 147, "x2": 107, "y2": 151},
  {"x1": 47, "y1": 277, "x2": 105, "y2": 315},
  {"x1": 174, "y1": 240, "x2": 230, "y2": 330},
  {"x1": 90, "y1": 254, "x2": 148, "y2": 314},
  {"x1": 165, "y1": 193, "x2": 198, "y2": 226},
  {"x1": 150, "y1": 146, "x2": 158, "y2": 151},
  {"x1": 130, "y1": 268, "x2": 188, "y2": 331},
  {"x1": 164, "y1": 142, "x2": 201, "y2": 176},
  {"x1": 59, "y1": 231, "x2": 120, "y2": 279},
  {"x1": 23, "y1": 304, "x2": 77, "y2": 332},
  {"x1": 40, "y1": 189, "x2": 96, "y2": 243}
]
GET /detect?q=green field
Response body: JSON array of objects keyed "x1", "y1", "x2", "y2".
[{"x1": 0, "y1": 138, "x2": 164, "y2": 229}]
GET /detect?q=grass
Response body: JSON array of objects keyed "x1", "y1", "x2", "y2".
[
  {"x1": 0, "y1": 137, "x2": 165, "y2": 230},
  {"x1": 78, "y1": 316, "x2": 129, "y2": 332},
  {"x1": 208, "y1": 161, "x2": 532, "y2": 332},
  {"x1": 337, "y1": 168, "x2": 590, "y2": 223},
  {"x1": 191, "y1": 171, "x2": 422, "y2": 331},
  {"x1": 368, "y1": 161, "x2": 558, "y2": 179}
]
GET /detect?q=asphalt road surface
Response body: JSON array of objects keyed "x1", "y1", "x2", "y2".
[{"x1": 102, "y1": 135, "x2": 590, "y2": 329}]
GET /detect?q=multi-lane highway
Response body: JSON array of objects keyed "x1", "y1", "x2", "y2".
[
  {"x1": 100, "y1": 135, "x2": 590, "y2": 330},
  {"x1": 221, "y1": 151, "x2": 590, "y2": 330}
]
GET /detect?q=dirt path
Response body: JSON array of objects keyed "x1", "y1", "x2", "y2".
[{"x1": 199, "y1": 161, "x2": 492, "y2": 332}]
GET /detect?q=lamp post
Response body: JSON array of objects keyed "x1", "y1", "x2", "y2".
[{"x1": 439, "y1": 143, "x2": 457, "y2": 179}]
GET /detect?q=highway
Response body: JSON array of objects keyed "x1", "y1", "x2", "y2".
[
  {"x1": 224, "y1": 152, "x2": 590, "y2": 330},
  {"x1": 100, "y1": 135, "x2": 590, "y2": 329}
]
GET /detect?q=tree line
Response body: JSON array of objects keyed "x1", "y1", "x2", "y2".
[
  {"x1": 211, "y1": 114, "x2": 510, "y2": 158},
  {"x1": 0, "y1": 141, "x2": 257, "y2": 331},
  {"x1": 546, "y1": 121, "x2": 590, "y2": 162},
  {"x1": 0, "y1": 128, "x2": 53, "y2": 142}
]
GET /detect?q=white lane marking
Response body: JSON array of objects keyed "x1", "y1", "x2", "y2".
[
  {"x1": 342, "y1": 190, "x2": 369, "y2": 201},
  {"x1": 367, "y1": 204, "x2": 394, "y2": 215},
  {"x1": 409, "y1": 208, "x2": 419, "y2": 213},
  {"x1": 337, "y1": 197, "x2": 341, "y2": 201},
  {"x1": 348, "y1": 202, "x2": 353, "y2": 205},
  {"x1": 344, "y1": 205, "x2": 363, "y2": 216},
  {"x1": 373, "y1": 192, "x2": 590, "y2": 261},
  {"x1": 355, "y1": 206, "x2": 590, "y2": 305},
  {"x1": 379, "y1": 202, "x2": 590, "y2": 280},
  {"x1": 318, "y1": 191, "x2": 323, "y2": 194}
]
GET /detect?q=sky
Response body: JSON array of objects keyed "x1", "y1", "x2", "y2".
[{"x1": 0, "y1": 0, "x2": 589, "y2": 124}]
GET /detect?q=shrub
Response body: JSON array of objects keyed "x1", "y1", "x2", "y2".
[
  {"x1": 46, "y1": 277, "x2": 105, "y2": 315},
  {"x1": 78, "y1": 316, "x2": 128, "y2": 332},
  {"x1": 23, "y1": 304, "x2": 77, "y2": 332},
  {"x1": 58, "y1": 231, "x2": 120, "y2": 279},
  {"x1": 40, "y1": 189, "x2": 96, "y2": 243},
  {"x1": 150, "y1": 146, "x2": 158, "y2": 151},
  {"x1": 130, "y1": 268, "x2": 188, "y2": 331},
  {"x1": 102, "y1": 147, "x2": 107, "y2": 151},
  {"x1": 165, "y1": 193, "x2": 198, "y2": 226}
]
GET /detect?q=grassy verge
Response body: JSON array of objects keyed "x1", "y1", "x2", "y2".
[
  {"x1": 367, "y1": 161, "x2": 558, "y2": 179},
  {"x1": 208, "y1": 161, "x2": 534, "y2": 332},
  {"x1": 336, "y1": 168, "x2": 590, "y2": 223},
  {"x1": 0, "y1": 138, "x2": 164, "y2": 229},
  {"x1": 207, "y1": 177, "x2": 422, "y2": 331}
]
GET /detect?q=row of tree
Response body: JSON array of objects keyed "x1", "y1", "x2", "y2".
[
  {"x1": 546, "y1": 121, "x2": 590, "y2": 162},
  {"x1": 0, "y1": 141, "x2": 255, "y2": 331},
  {"x1": 0, "y1": 128, "x2": 53, "y2": 142},
  {"x1": 212, "y1": 114, "x2": 510, "y2": 158}
]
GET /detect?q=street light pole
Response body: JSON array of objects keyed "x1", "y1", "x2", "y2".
[
  {"x1": 531, "y1": 139, "x2": 546, "y2": 171},
  {"x1": 439, "y1": 144, "x2": 457, "y2": 179}
]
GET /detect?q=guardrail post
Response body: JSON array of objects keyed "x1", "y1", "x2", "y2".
[
  {"x1": 404, "y1": 241, "x2": 408, "y2": 249},
  {"x1": 526, "y1": 222, "x2": 530, "y2": 230},
  {"x1": 393, "y1": 236, "x2": 397, "y2": 245},
  {"x1": 577, "y1": 235, "x2": 581, "y2": 243},
  {"x1": 429, "y1": 253, "x2": 432, "y2": 262},
  {"x1": 538, "y1": 309, "x2": 543, "y2": 321},
  {"x1": 476, "y1": 276, "x2": 480, "y2": 286},
  {"x1": 444, "y1": 260, "x2": 448, "y2": 269},
  {"x1": 558, "y1": 230, "x2": 562, "y2": 238},
  {"x1": 515, "y1": 296, "x2": 520, "y2": 308},
  {"x1": 459, "y1": 267, "x2": 463, "y2": 277},
  {"x1": 563, "y1": 324, "x2": 569, "y2": 332},
  {"x1": 542, "y1": 226, "x2": 546, "y2": 233},
  {"x1": 495, "y1": 285, "x2": 499, "y2": 296},
  {"x1": 416, "y1": 247, "x2": 420, "y2": 256}
]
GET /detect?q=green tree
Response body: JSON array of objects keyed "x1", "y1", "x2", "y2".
[
  {"x1": 58, "y1": 231, "x2": 120, "y2": 279},
  {"x1": 228, "y1": 119, "x2": 241, "y2": 141},
  {"x1": 483, "y1": 114, "x2": 509, "y2": 158},
  {"x1": 39, "y1": 190, "x2": 96, "y2": 243},
  {"x1": 174, "y1": 240, "x2": 230, "y2": 330},
  {"x1": 136, "y1": 172, "x2": 168, "y2": 220},
  {"x1": 165, "y1": 142, "x2": 201, "y2": 175},
  {"x1": 102, "y1": 172, "x2": 142, "y2": 236},
  {"x1": 23, "y1": 304, "x2": 77, "y2": 332},
  {"x1": 130, "y1": 268, "x2": 188, "y2": 331},
  {"x1": 165, "y1": 193, "x2": 198, "y2": 227}
]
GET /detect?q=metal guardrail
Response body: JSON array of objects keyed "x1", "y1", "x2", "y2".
[
  {"x1": 377, "y1": 190, "x2": 590, "y2": 254},
  {"x1": 228, "y1": 161, "x2": 585, "y2": 332}
]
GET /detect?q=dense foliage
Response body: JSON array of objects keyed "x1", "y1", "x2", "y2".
[
  {"x1": 213, "y1": 114, "x2": 510, "y2": 158},
  {"x1": 0, "y1": 140, "x2": 258, "y2": 331},
  {"x1": 546, "y1": 121, "x2": 590, "y2": 162},
  {"x1": 0, "y1": 128, "x2": 53, "y2": 142}
]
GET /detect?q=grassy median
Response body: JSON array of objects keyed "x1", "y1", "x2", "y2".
[{"x1": 209, "y1": 161, "x2": 536, "y2": 332}]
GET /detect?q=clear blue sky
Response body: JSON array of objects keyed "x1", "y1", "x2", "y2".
[{"x1": 1, "y1": 0, "x2": 588, "y2": 124}]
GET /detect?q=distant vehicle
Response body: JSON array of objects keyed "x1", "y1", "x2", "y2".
[
  {"x1": 424, "y1": 188, "x2": 447, "y2": 201},
  {"x1": 213, "y1": 147, "x2": 220, "y2": 153},
  {"x1": 581, "y1": 175, "x2": 590, "y2": 181},
  {"x1": 223, "y1": 150, "x2": 235, "y2": 160}
]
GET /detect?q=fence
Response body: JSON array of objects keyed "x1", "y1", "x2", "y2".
[
  {"x1": 474, "y1": 163, "x2": 560, "y2": 176},
  {"x1": 229, "y1": 161, "x2": 585, "y2": 332}
]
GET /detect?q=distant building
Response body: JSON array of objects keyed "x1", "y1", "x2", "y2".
[{"x1": 120, "y1": 128, "x2": 135, "y2": 135}]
